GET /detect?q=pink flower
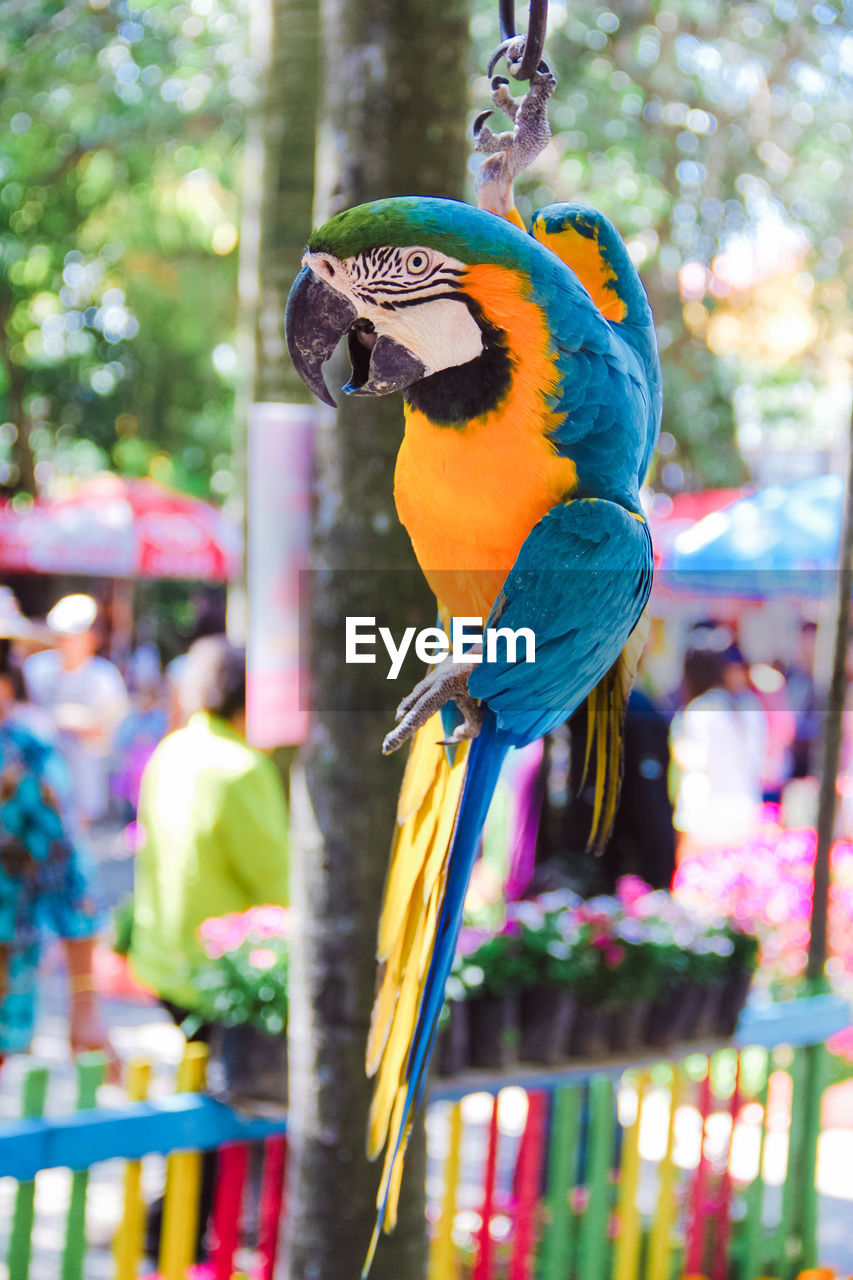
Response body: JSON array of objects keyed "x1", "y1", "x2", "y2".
[
  {"x1": 499, "y1": 919, "x2": 522, "y2": 938},
  {"x1": 246, "y1": 905, "x2": 290, "y2": 940},
  {"x1": 198, "y1": 912, "x2": 250, "y2": 958},
  {"x1": 672, "y1": 817, "x2": 853, "y2": 984},
  {"x1": 458, "y1": 926, "x2": 491, "y2": 955},
  {"x1": 248, "y1": 948, "x2": 278, "y2": 970},
  {"x1": 616, "y1": 875, "x2": 652, "y2": 912},
  {"x1": 828, "y1": 1025, "x2": 853, "y2": 1061}
]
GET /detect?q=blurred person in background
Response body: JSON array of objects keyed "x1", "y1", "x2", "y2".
[
  {"x1": 533, "y1": 683, "x2": 676, "y2": 896},
  {"x1": 0, "y1": 645, "x2": 113, "y2": 1070},
  {"x1": 749, "y1": 659, "x2": 796, "y2": 803},
  {"x1": 787, "y1": 619, "x2": 821, "y2": 779},
  {"x1": 112, "y1": 645, "x2": 169, "y2": 821},
  {"x1": 0, "y1": 588, "x2": 55, "y2": 740},
  {"x1": 130, "y1": 636, "x2": 290, "y2": 1013},
  {"x1": 670, "y1": 633, "x2": 767, "y2": 857},
  {"x1": 130, "y1": 636, "x2": 289, "y2": 1256},
  {"x1": 25, "y1": 595, "x2": 129, "y2": 827}
]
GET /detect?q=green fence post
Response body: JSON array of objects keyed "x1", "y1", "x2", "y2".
[
  {"x1": 577, "y1": 1076, "x2": 616, "y2": 1280},
  {"x1": 771, "y1": 1047, "x2": 808, "y2": 1280},
  {"x1": 7, "y1": 1064, "x2": 50, "y2": 1280},
  {"x1": 788, "y1": 1041, "x2": 826, "y2": 1273},
  {"x1": 61, "y1": 1054, "x2": 106, "y2": 1280},
  {"x1": 539, "y1": 1085, "x2": 581, "y2": 1280}
]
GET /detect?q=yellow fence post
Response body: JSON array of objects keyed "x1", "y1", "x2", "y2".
[
  {"x1": 647, "y1": 1065, "x2": 683, "y2": 1280},
  {"x1": 158, "y1": 1043, "x2": 208, "y2": 1280},
  {"x1": 113, "y1": 1059, "x2": 152, "y2": 1280},
  {"x1": 613, "y1": 1071, "x2": 650, "y2": 1280},
  {"x1": 428, "y1": 1103, "x2": 463, "y2": 1280}
]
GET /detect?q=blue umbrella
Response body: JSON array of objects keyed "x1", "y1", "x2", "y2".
[{"x1": 661, "y1": 474, "x2": 844, "y2": 598}]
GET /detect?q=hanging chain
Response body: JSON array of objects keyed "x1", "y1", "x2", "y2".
[{"x1": 489, "y1": 0, "x2": 549, "y2": 82}]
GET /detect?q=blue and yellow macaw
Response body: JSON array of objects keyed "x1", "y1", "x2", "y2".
[{"x1": 286, "y1": 70, "x2": 661, "y2": 1272}]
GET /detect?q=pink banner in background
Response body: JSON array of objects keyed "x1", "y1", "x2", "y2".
[{"x1": 246, "y1": 402, "x2": 315, "y2": 748}]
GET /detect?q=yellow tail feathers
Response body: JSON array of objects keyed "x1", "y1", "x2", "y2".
[
  {"x1": 365, "y1": 714, "x2": 469, "y2": 1213},
  {"x1": 582, "y1": 612, "x2": 650, "y2": 851}
]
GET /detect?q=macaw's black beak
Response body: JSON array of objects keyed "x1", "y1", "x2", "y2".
[
  {"x1": 286, "y1": 265, "x2": 357, "y2": 407},
  {"x1": 285, "y1": 265, "x2": 427, "y2": 406}
]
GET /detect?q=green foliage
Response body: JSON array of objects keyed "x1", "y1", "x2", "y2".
[
  {"x1": 724, "y1": 919, "x2": 761, "y2": 971},
  {"x1": 7, "y1": 1, "x2": 850, "y2": 500},
  {"x1": 183, "y1": 905, "x2": 290, "y2": 1035},
  {"x1": 450, "y1": 929, "x2": 532, "y2": 998},
  {"x1": 0, "y1": 0, "x2": 249, "y2": 497},
  {"x1": 185, "y1": 934, "x2": 288, "y2": 1035},
  {"x1": 472, "y1": 0, "x2": 853, "y2": 491}
]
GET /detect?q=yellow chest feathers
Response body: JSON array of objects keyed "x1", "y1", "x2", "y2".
[{"x1": 393, "y1": 265, "x2": 577, "y2": 617}]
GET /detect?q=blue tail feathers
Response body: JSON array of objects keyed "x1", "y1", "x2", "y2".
[{"x1": 364, "y1": 712, "x2": 511, "y2": 1274}]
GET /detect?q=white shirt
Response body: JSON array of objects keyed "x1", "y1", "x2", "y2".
[
  {"x1": 671, "y1": 687, "x2": 767, "y2": 846},
  {"x1": 24, "y1": 650, "x2": 129, "y2": 822}
]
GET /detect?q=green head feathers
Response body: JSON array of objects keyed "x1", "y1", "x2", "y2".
[{"x1": 308, "y1": 196, "x2": 537, "y2": 270}]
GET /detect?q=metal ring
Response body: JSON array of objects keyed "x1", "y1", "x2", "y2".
[{"x1": 492, "y1": 0, "x2": 548, "y2": 81}]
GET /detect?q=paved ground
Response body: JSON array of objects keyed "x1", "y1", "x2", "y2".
[{"x1": 1, "y1": 824, "x2": 852, "y2": 1278}]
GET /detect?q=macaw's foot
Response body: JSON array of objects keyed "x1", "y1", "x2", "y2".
[
  {"x1": 382, "y1": 658, "x2": 483, "y2": 755},
  {"x1": 473, "y1": 63, "x2": 557, "y2": 216}
]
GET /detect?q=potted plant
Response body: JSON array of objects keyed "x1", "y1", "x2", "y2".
[
  {"x1": 714, "y1": 923, "x2": 760, "y2": 1034},
  {"x1": 620, "y1": 890, "x2": 706, "y2": 1047},
  {"x1": 184, "y1": 906, "x2": 290, "y2": 1114},
  {"x1": 509, "y1": 894, "x2": 587, "y2": 1065},
  {"x1": 566, "y1": 896, "x2": 666, "y2": 1056},
  {"x1": 620, "y1": 881, "x2": 759, "y2": 1045},
  {"x1": 451, "y1": 925, "x2": 528, "y2": 1069}
]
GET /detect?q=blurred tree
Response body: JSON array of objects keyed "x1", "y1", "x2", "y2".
[
  {"x1": 469, "y1": 0, "x2": 852, "y2": 492},
  {"x1": 283, "y1": 0, "x2": 469, "y2": 1276},
  {"x1": 0, "y1": 0, "x2": 249, "y2": 499},
  {"x1": 4, "y1": 1, "x2": 849, "y2": 503},
  {"x1": 250, "y1": 0, "x2": 319, "y2": 406}
]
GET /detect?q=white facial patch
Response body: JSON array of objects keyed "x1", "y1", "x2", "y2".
[
  {"x1": 368, "y1": 296, "x2": 483, "y2": 375},
  {"x1": 303, "y1": 246, "x2": 485, "y2": 377}
]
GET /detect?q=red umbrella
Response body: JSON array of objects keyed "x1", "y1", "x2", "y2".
[
  {"x1": 646, "y1": 488, "x2": 747, "y2": 567},
  {"x1": 0, "y1": 474, "x2": 241, "y2": 581}
]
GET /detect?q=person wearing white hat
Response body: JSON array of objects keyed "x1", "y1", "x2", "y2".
[{"x1": 24, "y1": 595, "x2": 129, "y2": 825}]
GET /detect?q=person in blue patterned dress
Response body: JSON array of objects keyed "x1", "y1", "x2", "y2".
[{"x1": 0, "y1": 657, "x2": 111, "y2": 1064}]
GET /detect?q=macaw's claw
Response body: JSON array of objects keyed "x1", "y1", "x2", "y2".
[
  {"x1": 474, "y1": 63, "x2": 557, "y2": 216},
  {"x1": 472, "y1": 109, "x2": 494, "y2": 139},
  {"x1": 382, "y1": 658, "x2": 483, "y2": 755}
]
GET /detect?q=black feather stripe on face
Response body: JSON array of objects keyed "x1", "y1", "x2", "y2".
[
  {"x1": 346, "y1": 247, "x2": 463, "y2": 308},
  {"x1": 403, "y1": 305, "x2": 512, "y2": 426}
]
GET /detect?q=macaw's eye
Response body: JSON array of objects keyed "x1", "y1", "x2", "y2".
[{"x1": 406, "y1": 251, "x2": 430, "y2": 275}]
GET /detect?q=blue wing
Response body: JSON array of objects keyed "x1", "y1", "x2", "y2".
[
  {"x1": 468, "y1": 498, "x2": 654, "y2": 743},
  {"x1": 527, "y1": 203, "x2": 662, "y2": 498}
]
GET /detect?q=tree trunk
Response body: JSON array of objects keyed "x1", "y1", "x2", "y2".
[
  {"x1": 285, "y1": 3, "x2": 469, "y2": 1278},
  {"x1": 807, "y1": 399, "x2": 853, "y2": 983},
  {"x1": 249, "y1": 0, "x2": 322, "y2": 407}
]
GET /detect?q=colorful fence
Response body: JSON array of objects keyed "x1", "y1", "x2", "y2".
[{"x1": 0, "y1": 995, "x2": 850, "y2": 1280}]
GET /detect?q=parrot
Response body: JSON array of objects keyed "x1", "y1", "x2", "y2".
[{"x1": 285, "y1": 69, "x2": 661, "y2": 1276}]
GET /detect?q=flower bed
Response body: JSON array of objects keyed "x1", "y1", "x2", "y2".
[
  {"x1": 186, "y1": 905, "x2": 290, "y2": 1112},
  {"x1": 673, "y1": 808, "x2": 853, "y2": 991},
  {"x1": 436, "y1": 878, "x2": 758, "y2": 1074},
  {"x1": 183, "y1": 888, "x2": 758, "y2": 1086}
]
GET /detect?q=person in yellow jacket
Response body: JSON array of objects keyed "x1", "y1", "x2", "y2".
[{"x1": 130, "y1": 635, "x2": 289, "y2": 1014}]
